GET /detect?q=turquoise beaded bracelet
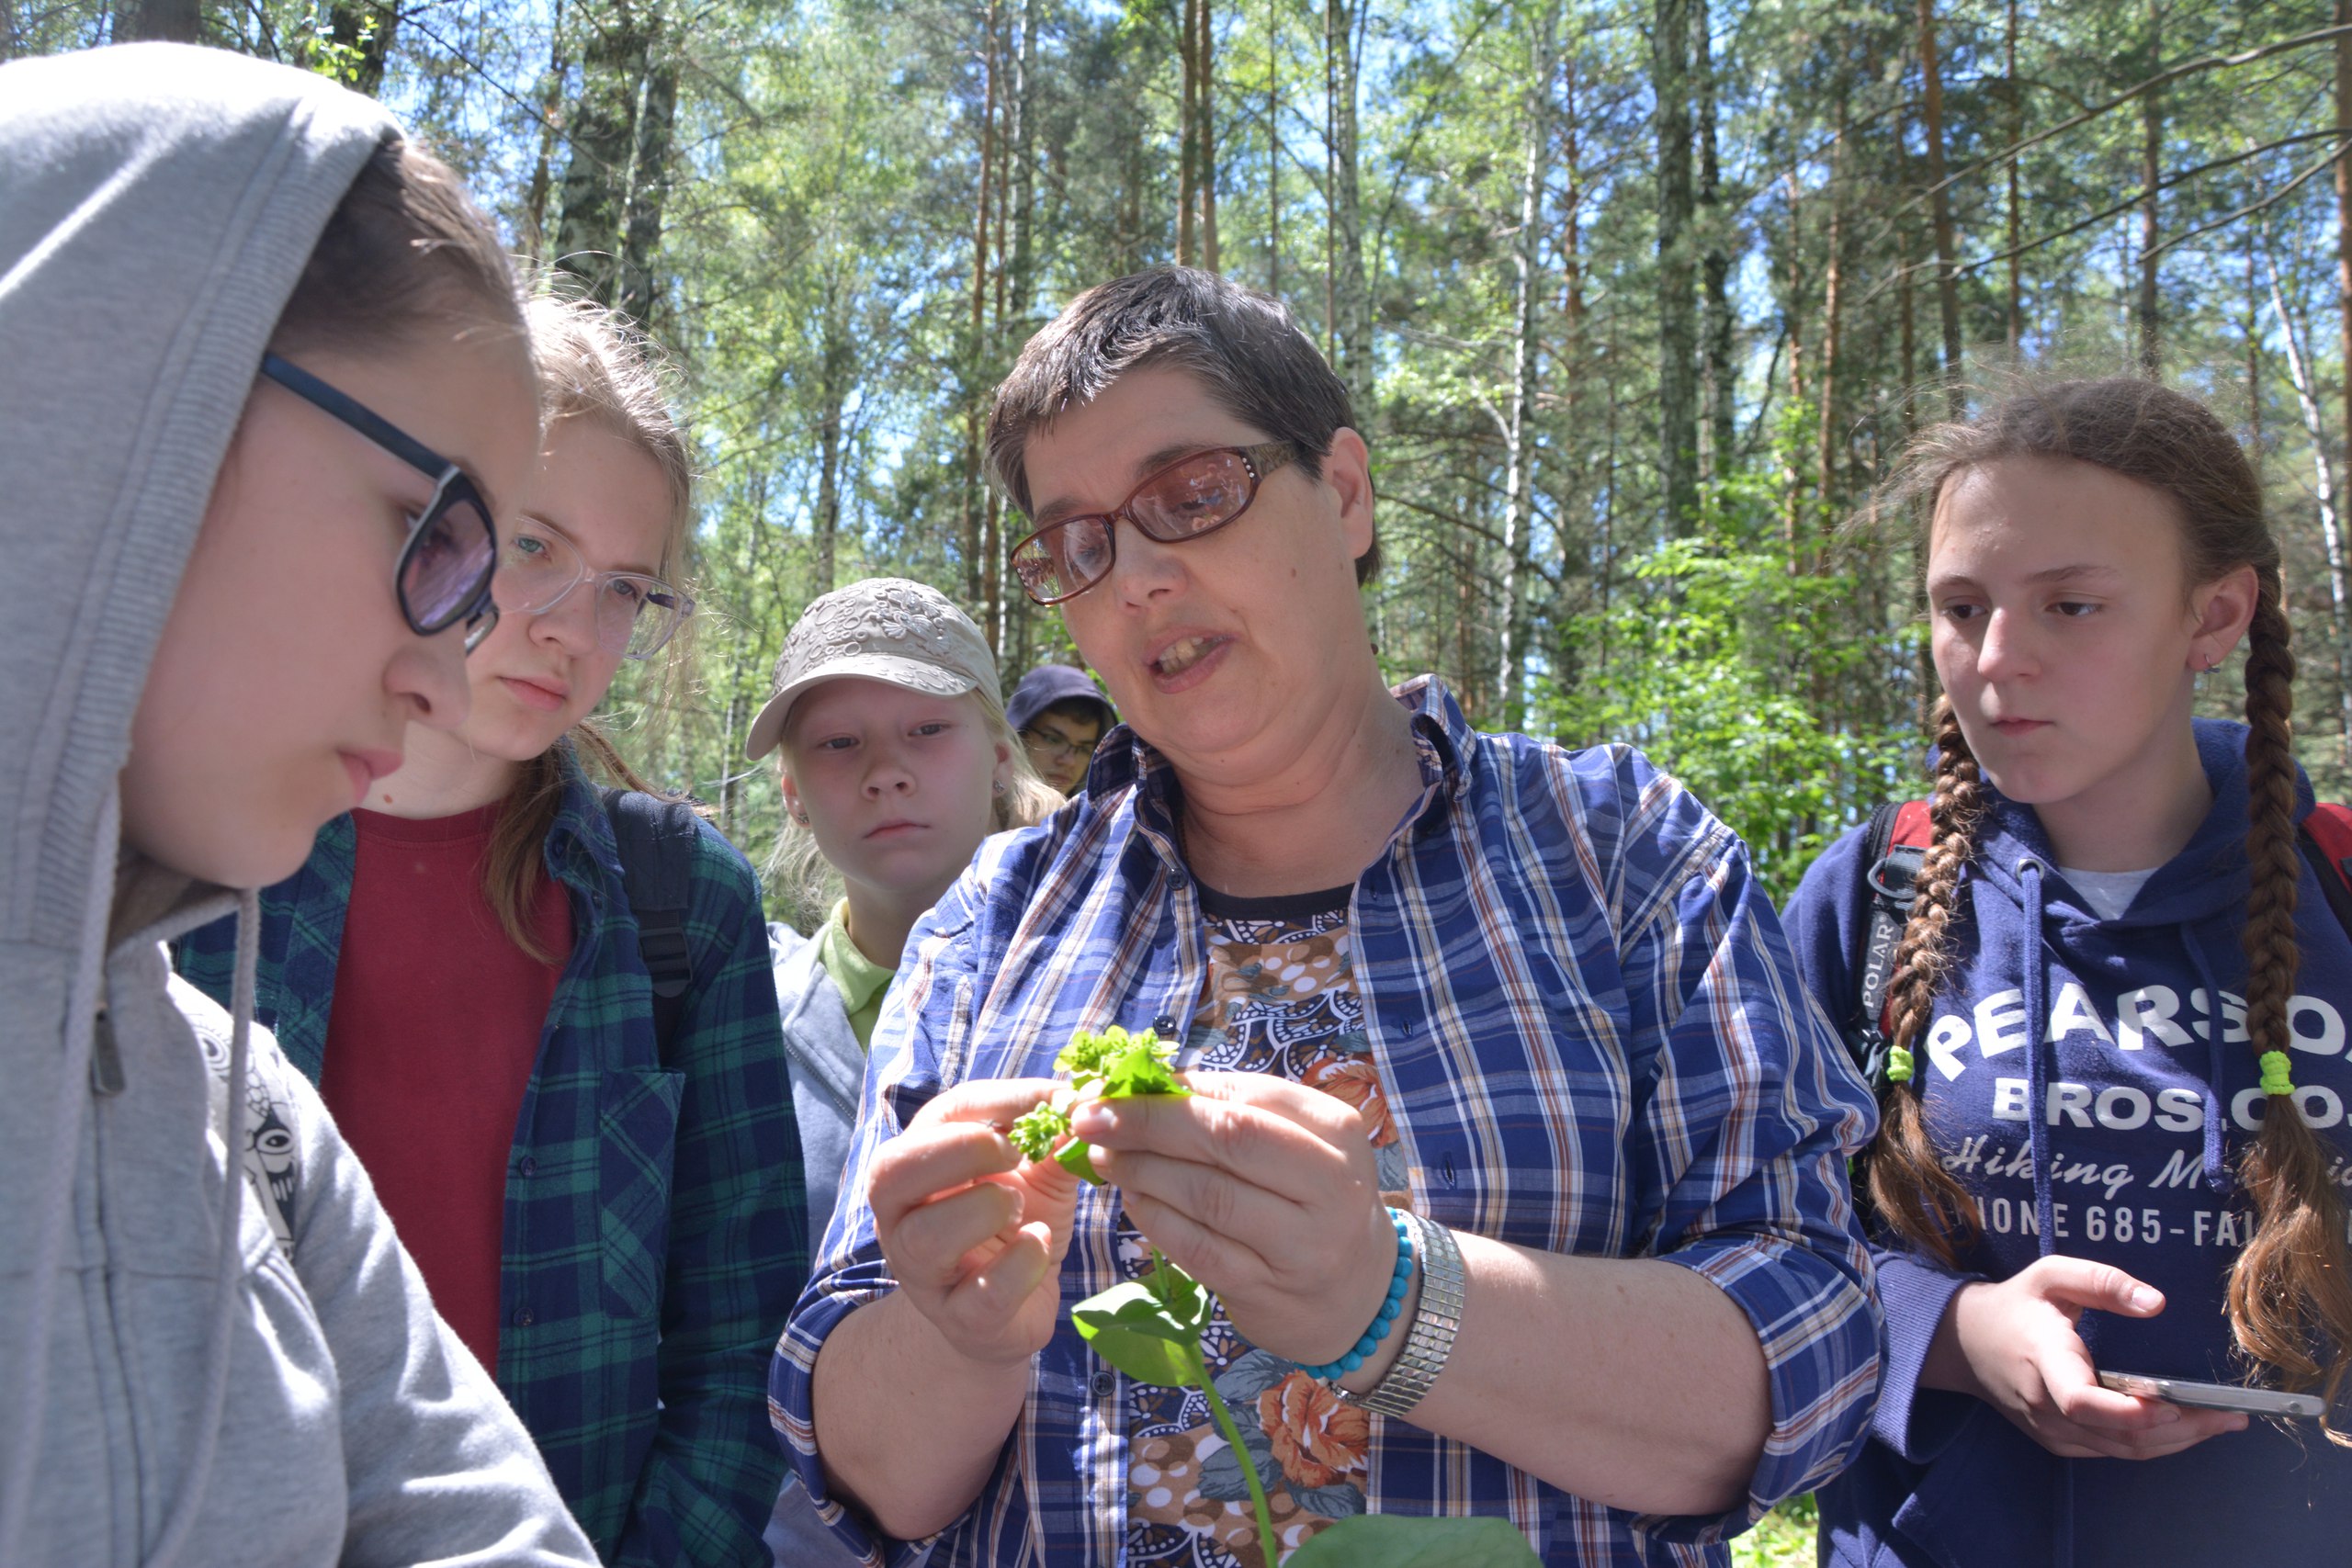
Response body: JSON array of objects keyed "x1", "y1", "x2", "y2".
[{"x1": 1300, "y1": 1207, "x2": 1415, "y2": 1380}]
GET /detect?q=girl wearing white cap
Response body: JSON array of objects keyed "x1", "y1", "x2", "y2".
[
  {"x1": 752, "y1": 578, "x2": 1064, "y2": 1243},
  {"x1": 754, "y1": 578, "x2": 1061, "y2": 1567}
]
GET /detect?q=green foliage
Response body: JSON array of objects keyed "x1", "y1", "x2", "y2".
[
  {"x1": 1012, "y1": 1027, "x2": 1187, "y2": 1186},
  {"x1": 1538, "y1": 538, "x2": 1919, "y2": 897}
]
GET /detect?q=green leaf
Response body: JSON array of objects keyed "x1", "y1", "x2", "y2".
[
  {"x1": 1140, "y1": 1250, "x2": 1206, "y2": 1325},
  {"x1": 1283, "y1": 1516, "x2": 1544, "y2": 1568},
  {"x1": 1071, "y1": 1282, "x2": 1204, "y2": 1388},
  {"x1": 1099, "y1": 1037, "x2": 1187, "y2": 1099},
  {"x1": 1008, "y1": 1102, "x2": 1069, "y2": 1164}
]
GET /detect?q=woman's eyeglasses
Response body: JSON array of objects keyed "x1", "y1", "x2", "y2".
[
  {"x1": 494, "y1": 514, "x2": 695, "y2": 660},
  {"x1": 257, "y1": 355, "x2": 502, "y2": 650},
  {"x1": 1009, "y1": 441, "x2": 1297, "y2": 606}
]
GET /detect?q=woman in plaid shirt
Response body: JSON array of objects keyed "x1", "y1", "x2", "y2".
[
  {"x1": 774, "y1": 268, "x2": 1882, "y2": 1567},
  {"x1": 183, "y1": 297, "x2": 806, "y2": 1565}
]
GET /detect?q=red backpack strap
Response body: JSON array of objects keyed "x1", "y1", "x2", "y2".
[
  {"x1": 2297, "y1": 803, "x2": 2352, "y2": 939},
  {"x1": 1889, "y1": 797, "x2": 1933, "y2": 850}
]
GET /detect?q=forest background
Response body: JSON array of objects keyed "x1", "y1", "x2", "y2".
[
  {"x1": 16, "y1": 0, "x2": 2352, "y2": 938},
  {"x1": 19, "y1": 2, "x2": 2343, "y2": 1558}
]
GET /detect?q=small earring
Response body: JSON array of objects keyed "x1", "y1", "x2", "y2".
[
  {"x1": 992, "y1": 780, "x2": 1007, "y2": 796},
  {"x1": 791, "y1": 807, "x2": 809, "y2": 825}
]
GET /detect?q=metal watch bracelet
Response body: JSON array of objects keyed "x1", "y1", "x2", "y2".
[{"x1": 1339, "y1": 1208, "x2": 1464, "y2": 1420}]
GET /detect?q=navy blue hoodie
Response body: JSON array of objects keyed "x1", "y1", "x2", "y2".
[{"x1": 1784, "y1": 720, "x2": 2352, "y2": 1567}]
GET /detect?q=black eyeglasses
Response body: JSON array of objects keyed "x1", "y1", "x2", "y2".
[
  {"x1": 257, "y1": 354, "x2": 503, "y2": 650},
  {"x1": 1009, "y1": 441, "x2": 1297, "y2": 606}
]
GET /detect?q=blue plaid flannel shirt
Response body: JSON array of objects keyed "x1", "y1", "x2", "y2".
[
  {"x1": 773, "y1": 677, "x2": 1882, "y2": 1566},
  {"x1": 180, "y1": 747, "x2": 807, "y2": 1566}
]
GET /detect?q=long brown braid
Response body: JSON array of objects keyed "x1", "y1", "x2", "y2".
[
  {"x1": 2232, "y1": 584, "x2": 2352, "y2": 1434},
  {"x1": 1867, "y1": 377, "x2": 2352, "y2": 1432},
  {"x1": 1871, "y1": 694, "x2": 1989, "y2": 1266}
]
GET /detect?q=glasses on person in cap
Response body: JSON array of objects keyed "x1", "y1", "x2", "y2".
[
  {"x1": 1010, "y1": 441, "x2": 1297, "y2": 605},
  {"x1": 257, "y1": 354, "x2": 503, "y2": 650},
  {"x1": 492, "y1": 513, "x2": 695, "y2": 660}
]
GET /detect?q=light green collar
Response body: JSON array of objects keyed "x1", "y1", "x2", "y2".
[{"x1": 816, "y1": 898, "x2": 894, "y2": 1049}]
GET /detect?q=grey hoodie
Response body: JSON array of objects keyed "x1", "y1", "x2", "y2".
[{"x1": 0, "y1": 43, "x2": 596, "y2": 1568}]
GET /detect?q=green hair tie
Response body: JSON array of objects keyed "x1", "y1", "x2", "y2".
[
  {"x1": 1886, "y1": 1045, "x2": 1915, "y2": 1084},
  {"x1": 2259, "y1": 1050, "x2": 2295, "y2": 1098}
]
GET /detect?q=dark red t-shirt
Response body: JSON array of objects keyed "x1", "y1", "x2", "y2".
[{"x1": 319, "y1": 802, "x2": 571, "y2": 1375}]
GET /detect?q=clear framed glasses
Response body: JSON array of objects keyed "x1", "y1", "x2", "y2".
[
  {"x1": 257, "y1": 354, "x2": 503, "y2": 650},
  {"x1": 492, "y1": 514, "x2": 694, "y2": 660},
  {"x1": 1009, "y1": 441, "x2": 1298, "y2": 605},
  {"x1": 1020, "y1": 727, "x2": 1096, "y2": 764}
]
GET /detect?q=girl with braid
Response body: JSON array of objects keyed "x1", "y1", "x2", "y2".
[{"x1": 1783, "y1": 377, "x2": 2352, "y2": 1565}]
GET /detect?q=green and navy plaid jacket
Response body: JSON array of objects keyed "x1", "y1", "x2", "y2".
[{"x1": 180, "y1": 747, "x2": 807, "y2": 1566}]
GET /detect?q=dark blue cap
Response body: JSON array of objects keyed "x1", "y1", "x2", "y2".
[{"x1": 1007, "y1": 663, "x2": 1115, "y2": 735}]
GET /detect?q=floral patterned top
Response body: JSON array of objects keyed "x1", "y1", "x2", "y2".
[{"x1": 1121, "y1": 884, "x2": 1409, "y2": 1568}]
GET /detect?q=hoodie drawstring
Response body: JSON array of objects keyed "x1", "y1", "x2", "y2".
[
  {"x1": 2177, "y1": 923, "x2": 2238, "y2": 1194},
  {"x1": 0, "y1": 790, "x2": 121, "y2": 1566},
  {"x1": 142, "y1": 885, "x2": 258, "y2": 1568},
  {"x1": 2019, "y1": 858, "x2": 2059, "y2": 1258}
]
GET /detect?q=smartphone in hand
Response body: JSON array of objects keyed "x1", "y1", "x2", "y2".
[{"x1": 2097, "y1": 1371, "x2": 2324, "y2": 1421}]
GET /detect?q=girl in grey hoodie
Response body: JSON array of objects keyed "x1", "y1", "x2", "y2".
[{"x1": 0, "y1": 41, "x2": 598, "y2": 1568}]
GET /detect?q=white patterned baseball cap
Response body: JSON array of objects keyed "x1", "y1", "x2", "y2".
[{"x1": 744, "y1": 578, "x2": 1001, "y2": 760}]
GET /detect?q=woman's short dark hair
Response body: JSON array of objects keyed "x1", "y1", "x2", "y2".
[{"x1": 986, "y1": 266, "x2": 1379, "y2": 585}]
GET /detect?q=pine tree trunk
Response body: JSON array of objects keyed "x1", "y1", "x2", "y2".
[
  {"x1": 116, "y1": 0, "x2": 199, "y2": 43},
  {"x1": 1814, "y1": 103, "x2": 1847, "y2": 570},
  {"x1": 555, "y1": 1, "x2": 649, "y2": 308},
  {"x1": 1327, "y1": 0, "x2": 1370, "y2": 412},
  {"x1": 619, "y1": 29, "x2": 677, "y2": 326},
  {"x1": 2005, "y1": 0, "x2": 2022, "y2": 350},
  {"x1": 1653, "y1": 0, "x2": 1698, "y2": 533},
  {"x1": 1200, "y1": 0, "x2": 1218, "y2": 272},
  {"x1": 1696, "y1": 0, "x2": 1734, "y2": 490},
  {"x1": 2137, "y1": 3, "x2": 2163, "y2": 377},
  {"x1": 1495, "y1": 0, "x2": 1557, "y2": 729},
  {"x1": 1267, "y1": 0, "x2": 1280, "y2": 293},
  {"x1": 523, "y1": 0, "x2": 569, "y2": 260},
  {"x1": 1178, "y1": 0, "x2": 1198, "y2": 265},
  {"x1": 1917, "y1": 0, "x2": 1962, "y2": 414},
  {"x1": 814, "y1": 281, "x2": 852, "y2": 596},
  {"x1": 962, "y1": 0, "x2": 1000, "y2": 612}
]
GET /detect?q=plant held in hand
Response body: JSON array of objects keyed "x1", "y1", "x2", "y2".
[{"x1": 1012, "y1": 1027, "x2": 1539, "y2": 1567}]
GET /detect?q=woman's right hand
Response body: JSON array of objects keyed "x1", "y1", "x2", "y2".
[
  {"x1": 867, "y1": 1078, "x2": 1083, "y2": 1370},
  {"x1": 1941, "y1": 1256, "x2": 2248, "y2": 1460}
]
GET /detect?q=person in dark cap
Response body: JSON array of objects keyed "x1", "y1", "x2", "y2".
[{"x1": 1006, "y1": 662, "x2": 1116, "y2": 795}]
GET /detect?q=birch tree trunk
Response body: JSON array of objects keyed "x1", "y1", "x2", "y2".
[
  {"x1": 2267, "y1": 244, "x2": 2352, "y2": 764},
  {"x1": 2006, "y1": 0, "x2": 2023, "y2": 350},
  {"x1": 1495, "y1": 0, "x2": 1558, "y2": 729},
  {"x1": 961, "y1": 0, "x2": 1000, "y2": 612}
]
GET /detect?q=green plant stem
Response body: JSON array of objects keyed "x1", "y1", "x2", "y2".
[{"x1": 1193, "y1": 1352, "x2": 1280, "y2": 1567}]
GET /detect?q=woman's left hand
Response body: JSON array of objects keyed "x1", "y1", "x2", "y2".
[{"x1": 1072, "y1": 1069, "x2": 1397, "y2": 1367}]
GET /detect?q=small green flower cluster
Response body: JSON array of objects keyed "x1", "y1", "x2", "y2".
[{"x1": 1007, "y1": 1025, "x2": 1187, "y2": 1183}]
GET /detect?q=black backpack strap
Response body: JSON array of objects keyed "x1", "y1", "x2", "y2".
[
  {"x1": 2298, "y1": 818, "x2": 2352, "y2": 942},
  {"x1": 602, "y1": 786, "x2": 702, "y2": 1066},
  {"x1": 1849, "y1": 802, "x2": 1927, "y2": 1092}
]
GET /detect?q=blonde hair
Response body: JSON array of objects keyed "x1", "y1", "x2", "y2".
[
  {"x1": 766, "y1": 680, "x2": 1064, "y2": 932},
  {"x1": 484, "y1": 288, "x2": 698, "y2": 961}
]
